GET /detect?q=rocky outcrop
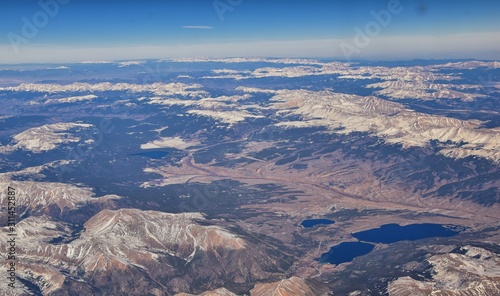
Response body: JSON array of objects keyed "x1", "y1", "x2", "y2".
[{"x1": 389, "y1": 246, "x2": 500, "y2": 296}]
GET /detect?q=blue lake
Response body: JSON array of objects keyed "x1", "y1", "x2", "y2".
[
  {"x1": 352, "y1": 223, "x2": 461, "y2": 244},
  {"x1": 132, "y1": 151, "x2": 169, "y2": 159},
  {"x1": 317, "y1": 242, "x2": 375, "y2": 265},
  {"x1": 301, "y1": 219, "x2": 335, "y2": 228},
  {"x1": 318, "y1": 223, "x2": 462, "y2": 265}
]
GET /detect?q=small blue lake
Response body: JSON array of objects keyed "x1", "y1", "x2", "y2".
[
  {"x1": 301, "y1": 219, "x2": 335, "y2": 228},
  {"x1": 317, "y1": 242, "x2": 375, "y2": 265},
  {"x1": 132, "y1": 151, "x2": 169, "y2": 159},
  {"x1": 352, "y1": 223, "x2": 461, "y2": 244}
]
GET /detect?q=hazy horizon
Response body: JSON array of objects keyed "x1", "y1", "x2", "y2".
[{"x1": 1, "y1": 0, "x2": 499, "y2": 63}]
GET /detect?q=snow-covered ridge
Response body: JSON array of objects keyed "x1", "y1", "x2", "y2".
[
  {"x1": 203, "y1": 62, "x2": 350, "y2": 80},
  {"x1": 144, "y1": 93, "x2": 259, "y2": 125},
  {"x1": 0, "y1": 162, "x2": 120, "y2": 219},
  {"x1": 0, "y1": 82, "x2": 208, "y2": 97},
  {"x1": 337, "y1": 65, "x2": 487, "y2": 101},
  {"x1": 206, "y1": 62, "x2": 495, "y2": 102},
  {"x1": 187, "y1": 109, "x2": 264, "y2": 125},
  {"x1": 355, "y1": 65, "x2": 490, "y2": 101},
  {"x1": 45, "y1": 94, "x2": 98, "y2": 104},
  {"x1": 118, "y1": 60, "x2": 146, "y2": 67},
  {"x1": 268, "y1": 90, "x2": 500, "y2": 162},
  {"x1": 0, "y1": 122, "x2": 94, "y2": 153},
  {"x1": 366, "y1": 79, "x2": 485, "y2": 101},
  {"x1": 158, "y1": 57, "x2": 325, "y2": 65},
  {"x1": 430, "y1": 61, "x2": 500, "y2": 69},
  {"x1": 236, "y1": 86, "x2": 279, "y2": 94}
]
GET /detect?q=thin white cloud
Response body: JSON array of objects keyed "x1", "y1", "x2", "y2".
[{"x1": 182, "y1": 26, "x2": 213, "y2": 29}]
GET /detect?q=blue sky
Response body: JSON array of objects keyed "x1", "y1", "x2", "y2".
[{"x1": 1, "y1": 0, "x2": 499, "y2": 63}]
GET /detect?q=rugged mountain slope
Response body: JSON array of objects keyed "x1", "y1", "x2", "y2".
[
  {"x1": 388, "y1": 246, "x2": 500, "y2": 296},
  {"x1": 267, "y1": 90, "x2": 500, "y2": 162},
  {"x1": 0, "y1": 209, "x2": 292, "y2": 295},
  {"x1": 0, "y1": 165, "x2": 120, "y2": 223},
  {"x1": 176, "y1": 288, "x2": 238, "y2": 296},
  {"x1": 175, "y1": 276, "x2": 330, "y2": 296},
  {"x1": 1, "y1": 122, "x2": 94, "y2": 153},
  {"x1": 250, "y1": 276, "x2": 329, "y2": 296}
]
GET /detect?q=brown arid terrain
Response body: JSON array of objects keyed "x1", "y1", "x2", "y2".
[
  {"x1": 1, "y1": 135, "x2": 499, "y2": 295},
  {"x1": 138, "y1": 133, "x2": 500, "y2": 294}
]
